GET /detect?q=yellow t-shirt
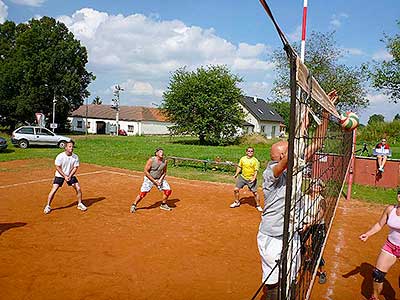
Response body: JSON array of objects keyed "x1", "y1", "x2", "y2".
[{"x1": 238, "y1": 156, "x2": 260, "y2": 180}]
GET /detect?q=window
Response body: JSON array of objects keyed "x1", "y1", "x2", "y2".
[
  {"x1": 270, "y1": 110, "x2": 275, "y2": 115},
  {"x1": 257, "y1": 109, "x2": 264, "y2": 114},
  {"x1": 17, "y1": 127, "x2": 34, "y2": 134},
  {"x1": 272, "y1": 126, "x2": 276, "y2": 137},
  {"x1": 77, "y1": 120, "x2": 83, "y2": 129},
  {"x1": 261, "y1": 125, "x2": 265, "y2": 133},
  {"x1": 128, "y1": 125, "x2": 135, "y2": 132},
  {"x1": 37, "y1": 128, "x2": 53, "y2": 136},
  {"x1": 87, "y1": 122, "x2": 91, "y2": 128}
]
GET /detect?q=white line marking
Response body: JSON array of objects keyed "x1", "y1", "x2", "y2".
[{"x1": 0, "y1": 170, "x2": 106, "y2": 189}]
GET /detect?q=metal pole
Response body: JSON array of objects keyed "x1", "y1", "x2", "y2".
[
  {"x1": 85, "y1": 98, "x2": 88, "y2": 135},
  {"x1": 300, "y1": 0, "x2": 308, "y2": 62},
  {"x1": 52, "y1": 95, "x2": 56, "y2": 132},
  {"x1": 346, "y1": 128, "x2": 357, "y2": 200}
]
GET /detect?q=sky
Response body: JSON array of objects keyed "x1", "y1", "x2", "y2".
[{"x1": 1, "y1": 0, "x2": 399, "y2": 124}]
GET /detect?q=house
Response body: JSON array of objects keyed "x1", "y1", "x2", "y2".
[
  {"x1": 68, "y1": 105, "x2": 173, "y2": 135},
  {"x1": 240, "y1": 96, "x2": 285, "y2": 139}
]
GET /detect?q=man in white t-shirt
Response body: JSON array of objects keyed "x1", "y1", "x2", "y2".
[{"x1": 43, "y1": 141, "x2": 87, "y2": 214}]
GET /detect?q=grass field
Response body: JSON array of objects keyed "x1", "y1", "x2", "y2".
[
  {"x1": 1, "y1": 133, "x2": 397, "y2": 201},
  {"x1": 0, "y1": 134, "x2": 275, "y2": 183}
]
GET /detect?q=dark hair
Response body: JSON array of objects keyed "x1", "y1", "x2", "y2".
[
  {"x1": 66, "y1": 140, "x2": 75, "y2": 146},
  {"x1": 155, "y1": 147, "x2": 163, "y2": 155}
]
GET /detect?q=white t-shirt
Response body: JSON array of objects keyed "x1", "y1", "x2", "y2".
[{"x1": 54, "y1": 152, "x2": 79, "y2": 178}]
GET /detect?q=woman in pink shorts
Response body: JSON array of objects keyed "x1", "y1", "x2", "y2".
[{"x1": 359, "y1": 188, "x2": 400, "y2": 300}]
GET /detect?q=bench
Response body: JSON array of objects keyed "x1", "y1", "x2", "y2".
[{"x1": 168, "y1": 156, "x2": 237, "y2": 172}]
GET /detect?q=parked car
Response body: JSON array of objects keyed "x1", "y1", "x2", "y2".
[
  {"x1": 0, "y1": 137, "x2": 7, "y2": 151},
  {"x1": 11, "y1": 126, "x2": 71, "y2": 149}
]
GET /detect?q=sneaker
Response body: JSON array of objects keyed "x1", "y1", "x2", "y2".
[
  {"x1": 318, "y1": 272, "x2": 327, "y2": 284},
  {"x1": 230, "y1": 201, "x2": 240, "y2": 208},
  {"x1": 130, "y1": 204, "x2": 137, "y2": 213},
  {"x1": 256, "y1": 206, "x2": 263, "y2": 212},
  {"x1": 77, "y1": 203, "x2": 87, "y2": 211},
  {"x1": 368, "y1": 297, "x2": 378, "y2": 300},
  {"x1": 160, "y1": 203, "x2": 172, "y2": 211},
  {"x1": 44, "y1": 205, "x2": 51, "y2": 214}
]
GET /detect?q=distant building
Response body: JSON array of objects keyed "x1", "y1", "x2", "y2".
[
  {"x1": 68, "y1": 105, "x2": 172, "y2": 135},
  {"x1": 240, "y1": 96, "x2": 285, "y2": 139}
]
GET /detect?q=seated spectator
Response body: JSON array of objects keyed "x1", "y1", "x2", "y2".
[{"x1": 373, "y1": 138, "x2": 391, "y2": 173}]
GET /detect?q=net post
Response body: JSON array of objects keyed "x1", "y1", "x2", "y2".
[
  {"x1": 280, "y1": 48, "x2": 298, "y2": 300},
  {"x1": 346, "y1": 128, "x2": 357, "y2": 200}
]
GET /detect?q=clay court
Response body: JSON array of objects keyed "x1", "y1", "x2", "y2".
[{"x1": 0, "y1": 159, "x2": 399, "y2": 300}]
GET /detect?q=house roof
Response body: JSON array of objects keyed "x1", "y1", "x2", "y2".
[
  {"x1": 241, "y1": 96, "x2": 284, "y2": 123},
  {"x1": 70, "y1": 105, "x2": 168, "y2": 122}
]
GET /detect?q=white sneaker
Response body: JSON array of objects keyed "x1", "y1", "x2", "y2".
[
  {"x1": 230, "y1": 201, "x2": 240, "y2": 208},
  {"x1": 44, "y1": 205, "x2": 51, "y2": 214},
  {"x1": 256, "y1": 206, "x2": 263, "y2": 212},
  {"x1": 77, "y1": 203, "x2": 87, "y2": 211},
  {"x1": 160, "y1": 203, "x2": 172, "y2": 211}
]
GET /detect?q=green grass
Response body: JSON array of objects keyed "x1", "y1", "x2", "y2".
[
  {"x1": 348, "y1": 184, "x2": 398, "y2": 205},
  {"x1": 1, "y1": 133, "x2": 397, "y2": 202},
  {"x1": 0, "y1": 134, "x2": 275, "y2": 183}
]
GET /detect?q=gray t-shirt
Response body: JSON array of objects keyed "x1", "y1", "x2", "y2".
[
  {"x1": 259, "y1": 161, "x2": 287, "y2": 237},
  {"x1": 149, "y1": 156, "x2": 166, "y2": 179}
]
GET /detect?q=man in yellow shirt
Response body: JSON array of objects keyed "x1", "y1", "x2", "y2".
[{"x1": 230, "y1": 147, "x2": 262, "y2": 211}]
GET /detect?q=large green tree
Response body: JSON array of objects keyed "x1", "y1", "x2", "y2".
[
  {"x1": 370, "y1": 20, "x2": 400, "y2": 103},
  {"x1": 0, "y1": 17, "x2": 95, "y2": 131},
  {"x1": 368, "y1": 114, "x2": 385, "y2": 125},
  {"x1": 161, "y1": 65, "x2": 245, "y2": 145},
  {"x1": 271, "y1": 31, "x2": 369, "y2": 112}
]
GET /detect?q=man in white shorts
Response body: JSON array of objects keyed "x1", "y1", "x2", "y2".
[
  {"x1": 130, "y1": 148, "x2": 172, "y2": 213},
  {"x1": 43, "y1": 140, "x2": 87, "y2": 214}
]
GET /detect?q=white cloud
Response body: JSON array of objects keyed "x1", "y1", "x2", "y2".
[
  {"x1": 342, "y1": 47, "x2": 365, "y2": 56},
  {"x1": 288, "y1": 25, "x2": 302, "y2": 42},
  {"x1": 372, "y1": 49, "x2": 393, "y2": 61},
  {"x1": 0, "y1": 0, "x2": 8, "y2": 23},
  {"x1": 330, "y1": 13, "x2": 349, "y2": 29},
  {"x1": 58, "y1": 8, "x2": 275, "y2": 105},
  {"x1": 10, "y1": 0, "x2": 45, "y2": 7},
  {"x1": 358, "y1": 92, "x2": 399, "y2": 124}
]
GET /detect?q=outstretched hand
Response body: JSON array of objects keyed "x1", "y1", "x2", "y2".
[
  {"x1": 327, "y1": 90, "x2": 338, "y2": 104},
  {"x1": 359, "y1": 233, "x2": 368, "y2": 242}
]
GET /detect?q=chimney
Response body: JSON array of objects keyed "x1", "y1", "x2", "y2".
[{"x1": 253, "y1": 96, "x2": 257, "y2": 103}]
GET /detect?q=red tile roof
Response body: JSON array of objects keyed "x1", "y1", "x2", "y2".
[{"x1": 70, "y1": 105, "x2": 168, "y2": 122}]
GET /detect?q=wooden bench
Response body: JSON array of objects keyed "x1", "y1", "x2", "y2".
[{"x1": 168, "y1": 156, "x2": 237, "y2": 172}]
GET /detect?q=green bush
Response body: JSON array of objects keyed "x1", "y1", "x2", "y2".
[{"x1": 357, "y1": 120, "x2": 400, "y2": 145}]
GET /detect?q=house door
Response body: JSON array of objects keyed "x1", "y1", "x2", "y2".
[{"x1": 96, "y1": 121, "x2": 106, "y2": 134}]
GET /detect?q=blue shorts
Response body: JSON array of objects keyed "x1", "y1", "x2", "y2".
[{"x1": 53, "y1": 176, "x2": 78, "y2": 187}]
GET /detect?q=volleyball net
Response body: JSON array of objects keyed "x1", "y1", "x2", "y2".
[{"x1": 255, "y1": 1, "x2": 354, "y2": 299}]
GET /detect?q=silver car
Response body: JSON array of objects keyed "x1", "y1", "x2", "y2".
[{"x1": 11, "y1": 126, "x2": 71, "y2": 149}]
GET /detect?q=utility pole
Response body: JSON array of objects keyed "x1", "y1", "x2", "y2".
[
  {"x1": 52, "y1": 93, "x2": 57, "y2": 132},
  {"x1": 112, "y1": 85, "x2": 124, "y2": 136},
  {"x1": 85, "y1": 97, "x2": 88, "y2": 135}
]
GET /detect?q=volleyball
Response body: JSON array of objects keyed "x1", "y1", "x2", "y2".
[{"x1": 339, "y1": 111, "x2": 359, "y2": 131}]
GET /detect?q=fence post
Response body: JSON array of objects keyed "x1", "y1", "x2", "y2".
[{"x1": 346, "y1": 128, "x2": 357, "y2": 200}]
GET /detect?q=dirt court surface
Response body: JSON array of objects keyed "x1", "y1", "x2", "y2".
[{"x1": 0, "y1": 159, "x2": 399, "y2": 300}]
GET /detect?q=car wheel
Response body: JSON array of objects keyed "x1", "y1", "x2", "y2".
[
  {"x1": 18, "y1": 139, "x2": 29, "y2": 149},
  {"x1": 58, "y1": 140, "x2": 67, "y2": 148}
]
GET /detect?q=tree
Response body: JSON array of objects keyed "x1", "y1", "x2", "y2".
[
  {"x1": 367, "y1": 114, "x2": 385, "y2": 125},
  {"x1": 393, "y1": 113, "x2": 400, "y2": 121},
  {"x1": 271, "y1": 31, "x2": 369, "y2": 112},
  {"x1": 161, "y1": 65, "x2": 245, "y2": 145},
  {"x1": 0, "y1": 17, "x2": 95, "y2": 131},
  {"x1": 370, "y1": 20, "x2": 400, "y2": 104},
  {"x1": 269, "y1": 100, "x2": 290, "y2": 127},
  {"x1": 92, "y1": 96, "x2": 102, "y2": 105}
]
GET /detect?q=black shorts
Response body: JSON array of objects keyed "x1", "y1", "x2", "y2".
[{"x1": 53, "y1": 176, "x2": 78, "y2": 187}]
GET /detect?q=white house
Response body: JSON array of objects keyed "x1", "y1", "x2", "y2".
[
  {"x1": 240, "y1": 96, "x2": 285, "y2": 139},
  {"x1": 68, "y1": 105, "x2": 173, "y2": 135}
]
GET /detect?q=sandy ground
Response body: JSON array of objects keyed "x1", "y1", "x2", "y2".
[{"x1": 0, "y1": 159, "x2": 399, "y2": 300}]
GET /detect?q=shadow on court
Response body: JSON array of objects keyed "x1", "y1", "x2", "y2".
[
  {"x1": 0, "y1": 222, "x2": 27, "y2": 236},
  {"x1": 53, "y1": 196, "x2": 106, "y2": 211},
  {"x1": 342, "y1": 262, "x2": 397, "y2": 300},
  {"x1": 239, "y1": 196, "x2": 258, "y2": 208},
  {"x1": 139, "y1": 198, "x2": 180, "y2": 210}
]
